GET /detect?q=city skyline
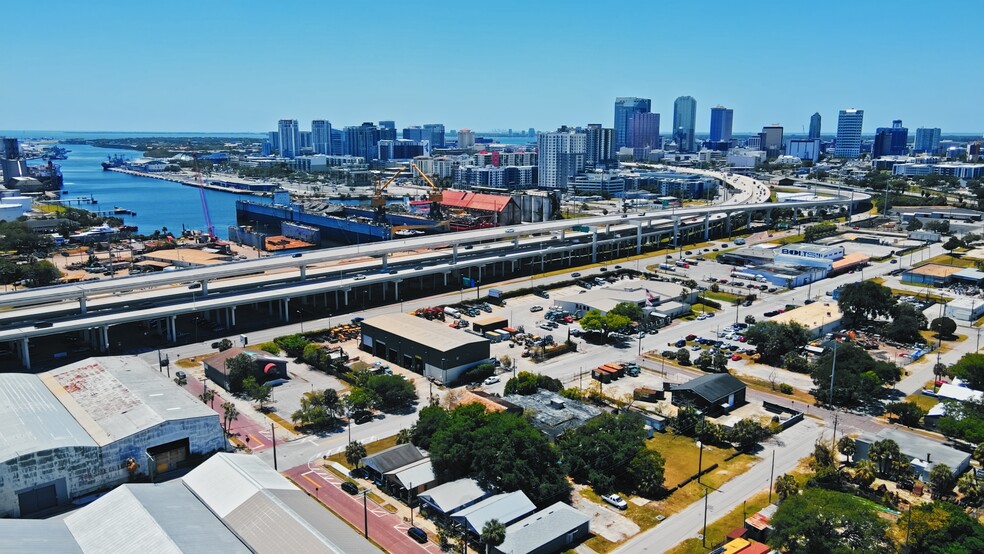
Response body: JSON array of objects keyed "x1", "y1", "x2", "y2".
[{"x1": 2, "y1": 1, "x2": 983, "y2": 134}]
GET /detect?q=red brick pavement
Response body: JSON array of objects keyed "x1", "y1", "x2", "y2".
[{"x1": 182, "y1": 376, "x2": 280, "y2": 452}]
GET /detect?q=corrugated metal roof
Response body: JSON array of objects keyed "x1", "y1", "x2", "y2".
[
  {"x1": 451, "y1": 490, "x2": 536, "y2": 534},
  {"x1": 441, "y1": 190, "x2": 513, "y2": 212},
  {"x1": 362, "y1": 313, "x2": 489, "y2": 352},
  {"x1": 362, "y1": 444, "x2": 425, "y2": 475},
  {"x1": 386, "y1": 458, "x2": 437, "y2": 489},
  {"x1": 496, "y1": 502, "x2": 590, "y2": 554},
  {"x1": 0, "y1": 521, "x2": 82, "y2": 554},
  {"x1": 418, "y1": 478, "x2": 490, "y2": 515},
  {"x1": 182, "y1": 453, "x2": 292, "y2": 518},
  {"x1": 670, "y1": 373, "x2": 746, "y2": 404},
  {"x1": 0, "y1": 373, "x2": 96, "y2": 462},
  {"x1": 63, "y1": 484, "x2": 250, "y2": 554},
  {"x1": 44, "y1": 357, "x2": 219, "y2": 446}
]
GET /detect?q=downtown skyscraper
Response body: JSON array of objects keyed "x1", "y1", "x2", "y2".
[
  {"x1": 809, "y1": 112, "x2": 822, "y2": 139},
  {"x1": 613, "y1": 97, "x2": 651, "y2": 149},
  {"x1": 311, "y1": 120, "x2": 332, "y2": 155},
  {"x1": 538, "y1": 127, "x2": 586, "y2": 188},
  {"x1": 277, "y1": 119, "x2": 301, "y2": 158},
  {"x1": 709, "y1": 106, "x2": 733, "y2": 143},
  {"x1": 834, "y1": 109, "x2": 864, "y2": 158},
  {"x1": 872, "y1": 120, "x2": 909, "y2": 157},
  {"x1": 673, "y1": 96, "x2": 697, "y2": 153},
  {"x1": 914, "y1": 128, "x2": 942, "y2": 154},
  {"x1": 629, "y1": 112, "x2": 660, "y2": 149}
]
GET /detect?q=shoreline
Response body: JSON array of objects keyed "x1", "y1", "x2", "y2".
[{"x1": 104, "y1": 168, "x2": 271, "y2": 197}]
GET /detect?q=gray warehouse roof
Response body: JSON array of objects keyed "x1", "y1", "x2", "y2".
[
  {"x1": 43, "y1": 356, "x2": 219, "y2": 446},
  {"x1": 670, "y1": 373, "x2": 746, "y2": 404},
  {"x1": 860, "y1": 428, "x2": 970, "y2": 472},
  {"x1": 495, "y1": 502, "x2": 590, "y2": 554},
  {"x1": 419, "y1": 478, "x2": 490, "y2": 515},
  {"x1": 362, "y1": 313, "x2": 489, "y2": 352},
  {"x1": 0, "y1": 373, "x2": 97, "y2": 462},
  {"x1": 503, "y1": 390, "x2": 602, "y2": 440},
  {"x1": 362, "y1": 443, "x2": 425, "y2": 475},
  {"x1": 452, "y1": 490, "x2": 536, "y2": 535}
]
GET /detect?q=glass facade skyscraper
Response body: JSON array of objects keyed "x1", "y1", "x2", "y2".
[
  {"x1": 709, "y1": 106, "x2": 733, "y2": 143},
  {"x1": 809, "y1": 112, "x2": 822, "y2": 140},
  {"x1": 312, "y1": 120, "x2": 332, "y2": 155},
  {"x1": 914, "y1": 128, "x2": 942, "y2": 154},
  {"x1": 872, "y1": 120, "x2": 909, "y2": 157},
  {"x1": 673, "y1": 96, "x2": 697, "y2": 153},
  {"x1": 834, "y1": 109, "x2": 864, "y2": 158},
  {"x1": 277, "y1": 119, "x2": 301, "y2": 158},
  {"x1": 629, "y1": 112, "x2": 660, "y2": 149},
  {"x1": 613, "y1": 97, "x2": 651, "y2": 149}
]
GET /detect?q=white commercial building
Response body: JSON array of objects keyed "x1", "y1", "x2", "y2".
[
  {"x1": 727, "y1": 149, "x2": 767, "y2": 168},
  {"x1": 774, "y1": 244, "x2": 845, "y2": 269},
  {"x1": 834, "y1": 108, "x2": 864, "y2": 158},
  {"x1": 788, "y1": 138, "x2": 821, "y2": 162},
  {"x1": 538, "y1": 128, "x2": 586, "y2": 188}
]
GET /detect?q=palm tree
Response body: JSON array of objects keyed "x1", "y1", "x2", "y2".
[
  {"x1": 480, "y1": 518, "x2": 507, "y2": 554},
  {"x1": 775, "y1": 474, "x2": 798, "y2": 501},
  {"x1": 867, "y1": 439, "x2": 900, "y2": 477},
  {"x1": 222, "y1": 401, "x2": 239, "y2": 435},
  {"x1": 837, "y1": 436, "x2": 857, "y2": 465},
  {"x1": 958, "y1": 472, "x2": 980, "y2": 504},
  {"x1": 853, "y1": 460, "x2": 877, "y2": 489}
]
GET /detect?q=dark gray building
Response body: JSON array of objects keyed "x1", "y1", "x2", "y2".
[
  {"x1": 359, "y1": 314, "x2": 490, "y2": 383},
  {"x1": 495, "y1": 501, "x2": 591, "y2": 554},
  {"x1": 669, "y1": 373, "x2": 746, "y2": 416}
]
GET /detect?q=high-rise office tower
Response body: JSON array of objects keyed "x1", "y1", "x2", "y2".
[
  {"x1": 422, "y1": 123, "x2": 446, "y2": 148},
  {"x1": 872, "y1": 120, "x2": 909, "y2": 157},
  {"x1": 914, "y1": 128, "x2": 942, "y2": 154},
  {"x1": 761, "y1": 124, "x2": 784, "y2": 157},
  {"x1": 378, "y1": 120, "x2": 395, "y2": 130},
  {"x1": 672, "y1": 96, "x2": 697, "y2": 152},
  {"x1": 267, "y1": 131, "x2": 280, "y2": 153},
  {"x1": 378, "y1": 121, "x2": 397, "y2": 141},
  {"x1": 299, "y1": 131, "x2": 312, "y2": 151},
  {"x1": 330, "y1": 129, "x2": 344, "y2": 157},
  {"x1": 834, "y1": 109, "x2": 864, "y2": 158},
  {"x1": 585, "y1": 124, "x2": 616, "y2": 166},
  {"x1": 312, "y1": 120, "x2": 332, "y2": 155},
  {"x1": 277, "y1": 119, "x2": 301, "y2": 158},
  {"x1": 538, "y1": 127, "x2": 586, "y2": 188},
  {"x1": 629, "y1": 112, "x2": 661, "y2": 149},
  {"x1": 709, "y1": 106, "x2": 733, "y2": 143},
  {"x1": 344, "y1": 122, "x2": 381, "y2": 160},
  {"x1": 809, "y1": 112, "x2": 822, "y2": 140},
  {"x1": 613, "y1": 97, "x2": 651, "y2": 149},
  {"x1": 527, "y1": 127, "x2": 536, "y2": 137},
  {"x1": 458, "y1": 129, "x2": 476, "y2": 148}
]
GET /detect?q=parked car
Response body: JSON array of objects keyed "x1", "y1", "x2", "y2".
[
  {"x1": 341, "y1": 481, "x2": 359, "y2": 495},
  {"x1": 407, "y1": 527, "x2": 428, "y2": 544},
  {"x1": 602, "y1": 493, "x2": 628, "y2": 510},
  {"x1": 731, "y1": 354, "x2": 742, "y2": 361},
  {"x1": 483, "y1": 375, "x2": 500, "y2": 385},
  {"x1": 175, "y1": 371, "x2": 187, "y2": 382},
  {"x1": 571, "y1": 272, "x2": 581, "y2": 278},
  {"x1": 354, "y1": 273, "x2": 367, "y2": 280},
  {"x1": 675, "y1": 339, "x2": 687, "y2": 348}
]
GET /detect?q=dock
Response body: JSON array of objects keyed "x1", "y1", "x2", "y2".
[{"x1": 105, "y1": 168, "x2": 272, "y2": 197}]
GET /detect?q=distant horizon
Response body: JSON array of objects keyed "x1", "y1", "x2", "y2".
[{"x1": 1, "y1": 2, "x2": 981, "y2": 134}]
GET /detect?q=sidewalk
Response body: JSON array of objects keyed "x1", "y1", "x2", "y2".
[
  {"x1": 284, "y1": 463, "x2": 437, "y2": 553},
  {"x1": 181, "y1": 375, "x2": 292, "y2": 452}
]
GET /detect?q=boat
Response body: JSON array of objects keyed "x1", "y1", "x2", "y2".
[
  {"x1": 70, "y1": 223, "x2": 119, "y2": 242},
  {"x1": 101, "y1": 154, "x2": 129, "y2": 170}
]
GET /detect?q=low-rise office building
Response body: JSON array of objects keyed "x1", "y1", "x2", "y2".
[
  {"x1": 360, "y1": 313, "x2": 491, "y2": 383},
  {"x1": 553, "y1": 280, "x2": 696, "y2": 320},
  {"x1": 901, "y1": 263, "x2": 964, "y2": 287},
  {"x1": 770, "y1": 301, "x2": 844, "y2": 336}
]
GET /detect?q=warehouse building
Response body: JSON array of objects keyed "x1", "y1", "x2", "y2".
[
  {"x1": 855, "y1": 428, "x2": 971, "y2": 482},
  {"x1": 669, "y1": 373, "x2": 746, "y2": 416},
  {"x1": 495, "y1": 502, "x2": 591, "y2": 554},
  {"x1": 0, "y1": 453, "x2": 381, "y2": 553},
  {"x1": 770, "y1": 301, "x2": 844, "y2": 337},
  {"x1": 944, "y1": 297, "x2": 984, "y2": 322},
  {"x1": 553, "y1": 280, "x2": 697, "y2": 320},
  {"x1": 360, "y1": 313, "x2": 491, "y2": 383},
  {"x1": 0, "y1": 357, "x2": 226, "y2": 518},
  {"x1": 901, "y1": 263, "x2": 964, "y2": 287}
]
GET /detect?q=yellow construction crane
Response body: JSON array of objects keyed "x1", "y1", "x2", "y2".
[
  {"x1": 410, "y1": 162, "x2": 444, "y2": 220},
  {"x1": 371, "y1": 167, "x2": 406, "y2": 223}
]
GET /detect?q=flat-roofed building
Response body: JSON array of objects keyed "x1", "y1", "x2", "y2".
[
  {"x1": 901, "y1": 263, "x2": 964, "y2": 286},
  {"x1": 855, "y1": 428, "x2": 971, "y2": 482},
  {"x1": 451, "y1": 490, "x2": 536, "y2": 537},
  {"x1": 360, "y1": 313, "x2": 490, "y2": 383},
  {"x1": 770, "y1": 301, "x2": 843, "y2": 336}
]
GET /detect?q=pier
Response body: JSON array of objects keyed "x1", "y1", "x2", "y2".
[{"x1": 105, "y1": 168, "x2": 271, "y2": 197}]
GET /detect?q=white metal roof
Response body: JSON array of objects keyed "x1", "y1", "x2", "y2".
[
  {"x1": 451, "y1": 490, "x2": 536, "y2": 535},
  {"x1": 496, "y1": 502, "x2": 590, "y2": 554},
  {"x1": 418, "y1": 478, "x2": 489, "y2": 515},
  {"x1": 362, "y1": 313, "x2": 489, "y2": 352},
  {"x1": 0, "y1": 373, "x2": 97, "y2": 462}
]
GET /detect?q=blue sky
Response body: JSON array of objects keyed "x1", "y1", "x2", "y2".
[{"x1": 4, "y1": 1, "x2": 981, "y2": 134}]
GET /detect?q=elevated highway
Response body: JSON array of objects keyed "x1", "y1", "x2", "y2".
[{"x1": 0, "y1": 171, "x2": 869, "y2": 368}]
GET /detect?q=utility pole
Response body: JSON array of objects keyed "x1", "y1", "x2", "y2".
[
  {"x1": 827, "y1": 340, "x2": 839, "y2": 407},
  {"x1": 271, "y1": 423, "x2": 277, "y2": 471},
  {"x1": 769, "y1": 450, "x2": 776, "y2": 503},
  {"x1": 702, "y1": 487, "x2": 709, "y2": 547}
]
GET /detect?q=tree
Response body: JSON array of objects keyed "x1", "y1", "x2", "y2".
[
  {"x1": 578, "y1": 309, "x2": 632, "y2": 337},
  {"x1": 837, "y1": 436, "x2": 856, "y2": 464},
  {"x1": 730, "y1": 418, "x2": 769, "y2": 451},
  {"x1": 696, "y1": 350, "x2": 714, "y2": 370},
  {"x1": 291, "y1": 389, "x2": 341, "y2": 429},
  {"x1": 675, "y1": 347, "x2": 691, "y2": 365},
  {"x1": 931, "y1": 316, "x2": 957, "y2": 339},
  {"x1": 199, "y1": 388, "x2": 215, "y2": 407},
  {"x1": 939, "y1": 399, "x2": 984, "y2": 443},
  {"x1": 775, "y1": 474, "x2": 798, "y2": 501},
  {"x1": 344, "y1": 387, "x2": 379, "y2": 414},
  {"x1": 221, "y1": 401, "x2": 238, "y2": 434},
  {"x1": 853, "y1": 459, "x2": 877, "y2": 489},
  {"x1": 770, "y1": 488, "x2": 891, "y2": 554},
  {"x1": 811, "y1": 343, "x2": 900, "y2": 408},
  {"x1": 558, "y1": 412, "x2": 648, "y2": 493},
  {"x1": 948, "y1": 352, "x2": 984, "y2": 390},
  {"x1": 609, "y1": 301, "x2": 643, "y2": 322},
  {"x1": 215, "y1": 338, "x2": 233, "y2": 352},
  {"x1": 395, "y1": 428, "x2": 413, "y2": 445},
  {"x1": 504, "y1": 371, "x2": 562, "y2": 396},
  {"x1": 928, "y1": 463, "x2": 955, "y2": 499},
  {"x1": 957, "y1": 472, "x2": 981, "y2": 505},
  {"x1": 410, "y1": 405, "x2": 450, "y2": 450},
  {"x1": 242, "y1": 376, "x2": 273, "y2": 410},
  {"x1": 273, "y1": 333, "x2": 310, "y2": 358},
  {"x1": 712, "y1": 350, "x2": 729, "y2": 373},
  {"x1": 345, "y1": 441, "x2": 367, "y2": 468},
  {"x1": 901, "y1": 501, "x2": 984, "y2": 554},
  {"x1": 480, "y1": 519, "x2": 507, "y2": 554},
  {"x1": 837, "y1": 281, "x2": 896, "y2": 327},
  {"x1": 883, "y1": 303, "x2": 928, "y2": 343},
  {"x1": 885, "y1": 401, "x2": 926, "y2": 427},
  {"x1": 22, "y1": 260, "x2": 62, "y2": 287},
  {"x1": 224, "y1": 353, "x2": 255, "y2": 393},
  {"x1": 744, "y1": 321, "x2": 813, "y2": 366},
  {"x1": 783, "y1": 353, "x2": 810, "y2": 374},
  {"x1": 906, "y1": 217, "x2": 924, "y2": 231},
  {"x1": 867, "y1": 439, "x2": 901, "y2": 477},
  {"x1": 943, "y1": 236, "x2": 965, "y2": 255},
  {"x1": 626, "y1": 447, "x2": 665, "y2": 498},
  {"x1": 365, "y1": 374, "x2": 418, "y2": 412}
]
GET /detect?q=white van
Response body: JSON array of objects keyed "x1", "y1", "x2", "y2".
[
  {"x1": 443, "y1": 307, "x2": 461, "y2": 318},
  {"x1": 734, "y1": 238, "x2": 746, "y2": 245}
]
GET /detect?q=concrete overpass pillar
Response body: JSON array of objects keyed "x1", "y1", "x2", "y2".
[
  {"x1": 283, "y1": 298, "x2": 290, "y2": 321},
  {"x1": 343, "y1": 289, "x2": 350, "y2": 306},
  {"x1": 703, "y1": 213, "x2": 710, "y2": 241},
  {"x1": 80, "y1": 295, "x2": 87, "y2": 314},
  {"x1": 636, "y1": 223, "x2": 643, "y2": 254},
  {"x1": 20, "y1": 337, "x2": 30, "y2": 369},
  {"x1": 381, "y1": 253, "x2": 388, "y2": 268},
  {"x1": 513, "y1": 237, "x2": 519, "y2": 247},
  {"x1": 451, "y1": 245, "x2": 458, "y2": 264},
  {"x1": 725, "y1": 212, "x2": 733, "y2": 235},
  {"x1": 201, "y1": 280, "x2": 208, "y2": 295},
  {"x1": 673, "y1": 217, "x2": 680, "y2": 247},
  {"x1": 394, "y1": 280, "x2": 400, "y2": 300},
  {"x1": 230, "y1": 306, "x2": 237, "y2": 327},
  {"x1": 100, "y1": 326, "x2": 110, "y2": 352},
  {"x1": 591, "y1": 231, "x2": 598, "y2": 263},
  {"x1": 383, "y1": 281, "x2": 389, "y2": 299},
  {"x1": 168, "y1": 316, "x2": 177, "y2": 342},
  {"x1": 300, "y1": 266, "x2": 307, "y2": 280},
  {"x1": 443, "y1": 272, "x2": 448, "y2": 286}
]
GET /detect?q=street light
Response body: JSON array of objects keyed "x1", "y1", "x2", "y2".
[{"x1": 696, "y1": 440, "x2": 705, "y2": 484}]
